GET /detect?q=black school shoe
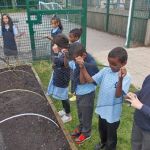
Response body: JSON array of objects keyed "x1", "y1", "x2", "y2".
[{"x1": 94, "y1": 143, "x2": 106, "y2": 150}]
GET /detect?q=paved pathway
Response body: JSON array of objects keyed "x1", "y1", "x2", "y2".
[{"x1": 87, "y1": 28, "x2": 150, "y2": 88}]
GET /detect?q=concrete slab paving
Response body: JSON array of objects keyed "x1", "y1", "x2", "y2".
[{"x1": 86, "y1": 28, "x2": 150, "y2": 88}]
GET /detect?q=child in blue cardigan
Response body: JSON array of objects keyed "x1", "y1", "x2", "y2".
[
  {"x1": 69, "y1": 43, "x2": 99, "y2": 144},
  {"x1": 126, "y1": 75, "x2": 150, "y2": 150},
  {"x1": 68, "y1": 28, "x2": 83, "y2": 102},
  {"x1": 47, "y1": 33, "x2": 71, "y2": 123}
]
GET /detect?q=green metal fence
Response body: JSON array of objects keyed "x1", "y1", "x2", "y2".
[
  {"x1": 129, "y1": 0, "x2": 150, "y2": 46},
  {"x1": 87, "y1": 0, "x2": 130, "y2": 35},
  {"x1": 87, "y1": 0, "x2": 150, "y2": 47},
  {"x1": 26, "y1": 0, "x2": 87, "y2": 59},
  {"x1": 0, "y1": 0, "x2": 87, "y2": 65}
]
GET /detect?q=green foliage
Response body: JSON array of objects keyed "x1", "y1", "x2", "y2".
[{"x1": 0, "y1": 8, "x2": 25, "y2": 13}]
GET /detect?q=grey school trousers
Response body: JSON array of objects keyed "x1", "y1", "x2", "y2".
[
  {"x1": 76, "y1": 91, "x2": 95, "y2": 137},
  {"x1": 132, "y1": 121, "x2": 150, "y2": 150}
]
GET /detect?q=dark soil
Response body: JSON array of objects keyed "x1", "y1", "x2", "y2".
[
  {"x1": 0, "y1": 65, "x2": 34, "y2": 75},
  {"x1": 0, "y1": 65, "x2": 44, "y2": 96},
  {"x1": 0, "y1": 65, "x2": 71, "y2": 150}
]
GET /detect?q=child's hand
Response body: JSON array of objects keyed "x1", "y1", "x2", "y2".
[
  {"x1": 52, "y1": 44, "x2": 59, "y2": 53},
  {"x1": 126, "y1": 92, "x2": 143, "y2": 110},
  {"x1": 125, "y1": 92, "x2": 136, "y2": 100},
  {"x1": 119, "y1": 67, "x2": 127, "y2": 78},
  {"x1": 20, "y1": 32, "x2": 26, "y2": 36},
  {"x1": 75, "y1": 56, "x2": 84, "y2": 67},
  {"x1": 62, "y1": 49, "x2": 69, "y2": 59},
  {"x1": 46, "y1": 36, "x2": 52, "y2": 40},
  {"x1": 61, "y1": 49, "x2": 68, "y2": 53},
  {"x1": 16, "y1": 32, "x2": 26, "y2": 38}
]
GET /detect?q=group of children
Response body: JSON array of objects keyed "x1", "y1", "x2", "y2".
[
  {"x1": 1, "y1": 14, "x2": 150, "y2": 150},
  {"x1": 45, "y1": 15, "x2": 150, "y2": 150},
  {"x1": 45, "y1": 15, "x2": 132, "y2": 149}
]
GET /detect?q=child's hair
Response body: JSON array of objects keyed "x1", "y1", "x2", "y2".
[
  {"x1": 1, "y1": 14, "x2": 13, "y2": 28},
  {"x1": 53, "y1": 33, "x2": 69, "y2": 49},
  {"x1": 51, "y1": 15, "x2": 63, "y2": 31},
  {"x1": 69, "y1": 42, "x2": 86, "y2": 58},
  {"x1": 108, "y1": 47, "x2": 128, "y2": 63},
  {"x1": 69, "y1": 28, "x2": 82, "y2": 39}
]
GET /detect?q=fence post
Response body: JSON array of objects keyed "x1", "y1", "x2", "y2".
[
  {"x1": 125, "y1": 0, "x2": 135, "y2": 48},
  {"x1": 145, "y1": 1, "x2": 150, "y2": 46},
  {"x1": 12, "y1": 0, "x2": 17, "y2": 8},
  {"x1": 66, "y1": 0, "x2": 68, "y2": 8},
  {"x1": 26, "y1": 0, "x2": 36, "y2": 59},
  {"x1": 105, "y1": 0, "x2": 110, "y2": 32},
  {"x1": 81, "y1": 0, "x2": 87, "y2": 47},
  {"x1": 148, "y1": 0, "x2": 150, "y2": 18}
]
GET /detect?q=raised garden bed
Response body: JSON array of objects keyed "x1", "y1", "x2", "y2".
[{"x1": 0, "y1": 65, "x2": 76, "y2": 150}]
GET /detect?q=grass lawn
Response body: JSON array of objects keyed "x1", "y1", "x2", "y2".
[
  {"x1": 0, "y1": 8, "x2": 25, "y2": 13},
  {"x1": 33, "y1": 60, "x2": 136, "y2": 150}
]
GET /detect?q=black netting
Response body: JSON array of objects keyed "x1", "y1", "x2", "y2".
[
  {"x1": 0, "y1": 69, "x2": 44, "y2": 95},
  {"x1": 0, "y1": 90, "x2": 70, "y2": 150},
  {"x1": 0, "y1": 65, "x2": 72, "y2": 150},
  {"x1": 0, "y1": 0, "x2": 84, "y2": 66}
]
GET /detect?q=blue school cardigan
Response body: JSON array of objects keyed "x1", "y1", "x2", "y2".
[
  {"x1": 51, "y1": 27, "x2": 62, "y2": 37},
  {"x1": 135, "y1": 75, "x2": 150, "y2": 131},
  {"x1": 52, "y1": 52, "x2": 70, "y2": 88}
]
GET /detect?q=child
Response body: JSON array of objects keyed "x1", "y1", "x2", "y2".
[
  {"x1": 47, "y1": 15, "x2": 63, "y2": 59},
  {"x1": 68, "y1": 28, "x2": 82, "y2": 102},
  {"x1": 76, "y1": 47, "x2": 131, "y2": 150},
  {"x1": 126, "y1": 75, "x2": 150, "y2": 150},
  {"x1": 0, "y1": 14, "x2": 24, "y2": 64},
  {"x1": 69, "y1": 42, "x2": 99, "y2": 144},
  {"x1": 46, "y1": 33, "x2": 72, "y2": 123},
  {"x1": 69, "y1": 28, "x2": 82, "y2": 44}
]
